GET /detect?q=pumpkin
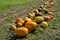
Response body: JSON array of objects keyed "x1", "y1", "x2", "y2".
[
  {"x1": 24, "y1": 17, "x2": 32, "y2": 22},
  {"x1": 28, "y1": 12, "x2": 35, "y2": 19},
  {"x1": 44, "y1": 1, "x2": 49, "y2": 5},
  {"x1": 25, "y1": 21, "x2": 37, "y2": 31},
  {"x1": 16, "y1": 27, "x2": 29, "y2": 37},
  {"x1": 41, "y1": 22, "x2": 48, "y2": 28},
  {"x1": 41, "y1": 7, "x2": 47, "y2": 11},
  {"x1": 10, "y1": 25, "x2": 17, "y2": 31},
  {"x1": 16, "y1": 18, "x2": 24, "y2": 26},
  {"x1": 50, "y1": 2, "x2": 55, "y2": 6},
  {"x1": 44, "y1": 1, "x2": 53, "y2": 8},
  {"x1": 47, "y1": 12, "x2": 53, "y2": 15},
  {"x1": 40, "y1": 5, "x2": 47, "y2": 11},
  {"x1": 35, "y1": 16, "x2": 44, "y2": 24},
  {"x1": 33, "y1": 9, "x2": 39, "y2": 13},
  {"x1": 47, "y1": 15, "x2": 53, "y2": 19},
  {"x1": 43, "y1": 16, "x2": 51, "y2": 21},
  {"x1": 35, "y1": 13, "x2": 42, "y2": 16}
]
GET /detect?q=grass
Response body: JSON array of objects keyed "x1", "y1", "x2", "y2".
[
  {"x1": 0, "y1": 0, "x2": 33, "y2": 9},
  {"x1": 0, "y1": 0, "x2": 60, "y2": 40}
]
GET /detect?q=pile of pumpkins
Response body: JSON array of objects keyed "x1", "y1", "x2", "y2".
[{"x1": 9, "y1": 1, "x2": 54, "y2": 37}]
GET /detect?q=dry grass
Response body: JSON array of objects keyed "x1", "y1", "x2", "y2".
[{"x1": 0, "y1": 0, "x2": 60, "y2": 40}]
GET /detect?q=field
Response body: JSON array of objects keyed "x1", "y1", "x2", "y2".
[
  {"x1": 0, "y1": 0, "x2": 60, "y2": 40},
  {"x1": 0, "y1": 0, "x2": 33, "y2": 9}
]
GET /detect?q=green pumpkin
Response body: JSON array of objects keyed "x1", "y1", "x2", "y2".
[{"x1": 35, "y1": 16, "x2": 44, "y2": 24}]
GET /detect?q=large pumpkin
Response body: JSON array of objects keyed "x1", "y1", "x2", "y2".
[
  {"x1": 16, "y1": 27, "x2": 29, "y2": 37},
  {"x1": 25, "y1": 21, "x2": 37, "y2": 31},
  {"x1": 35, "y1": 16, "x2": 44, "y2": 24}
]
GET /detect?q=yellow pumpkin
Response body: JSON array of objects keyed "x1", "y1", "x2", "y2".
[
  {"x1": 50, "y1": 2, "x2": 55, "y2": 6},
  {"x1": 34, "y1": 9, "x2": 39, "y2": 13},
  {"x1": 16, "y1": 27, "x2": 29, "y2": 37},
  {"x1": 41, "y1": 7, "x2": 47, "y2": 11},
  {"x1": 47, "y1": 12, "x2": 53, "y2": 15},
  {"x1": 28, "y1": 12, "x2": 35, "y2": 19},
  {"x1": 41, "y1": 22, "x2": 48, "y2": 28},
  {"x1": 44, "y1": 1, "x2": 54, "y2": 8},
  {"x1": 25, "y1": 21, "x2": 37, "y2": 31},
  {"x1": 44, "y1": 1, "x2": 49, "y2": 5},
  {"x1": 24, "y1": 17, "x2": 32, "y2": 22},
  {"x1": 10, "y1": 25, "x2": 17, "y2": 31}
]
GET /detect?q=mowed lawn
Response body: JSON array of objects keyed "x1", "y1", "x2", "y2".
[{"x1": 0, "y1": 0, "x2": 33, "y2": 9}]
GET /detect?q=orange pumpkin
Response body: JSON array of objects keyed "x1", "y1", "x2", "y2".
[
  {"x1": 25, "y1": 21, "x2": 37, "y2": 31},
  {"x1": 44, "y1": 16, "x2": 51, "y2": 21},
  {"x1": 16, "y1": 18, "x2": 24, "y2": 26},
  {"x1": 47, "y1": 15, "x2": 53, "y2": 19},
  {"x1": 28, "y1": 12, "x2": 35, "y2": 19},
  {"x1": 10, "y1": 25, "x2": 17, "y2": 31},
  {"x1": 16, "y1": 27, "x2": 29, "y2": 37}
]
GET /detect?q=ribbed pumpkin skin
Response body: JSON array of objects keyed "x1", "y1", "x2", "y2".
[
  {"x1": 16, "y1": 27, "x2": 29, "y2": 37},
  {"x1": 25, "y1": 21, "x2": 37, "y2": 31}
]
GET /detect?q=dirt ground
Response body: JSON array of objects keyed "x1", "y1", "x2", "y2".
[{"x1": 0, "y1": 0, "x2": 60, "y2": 40}]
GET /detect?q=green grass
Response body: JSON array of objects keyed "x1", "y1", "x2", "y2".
[{"x1": 0, "y1": 0, "x2": 33, "y2": 9}]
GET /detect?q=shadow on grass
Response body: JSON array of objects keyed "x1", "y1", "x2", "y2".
[{"x1": 10, "y1": 35, "x2": 26, "y2": 40}]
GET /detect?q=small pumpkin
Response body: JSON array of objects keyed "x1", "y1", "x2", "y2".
[
  {"x1": 47, "y1": 12, "x2": 53, "y2": 15},
  {"x1": 35, "y1": 16, "x2": 44, "y2": 24},
  {"x1": 50, "y1": 2, "x2": 55, "y2": 6},
  {"x1": 44, "y1": 1, "x2": 53, "y2": 8},
  {"x1": 34, "y1": 9, "x2": 39, "y2": 13},
  {"x1": 43, "y1": 16, "x2": 51, "y2": 21},
  {"x1": 35, "y1": 13, "x2": 42, "y2": 17},
  {"x1": 41, "y1": 22, "x2": 48, "y2": 28},
  {"x1": 10, "y1": 25, "x2": 17, "y2": 31},
  {"x1": 25, "y1": 21, "x2": 37, "y2": 31},
  {"x1": 24, "y1": 17, "x2": 32, "y2": 22},
  {"x1": 16, "y1": 27, "x2": 29, "y2": 37},
  {"x1": 47, "y1": 15, "x2": 53, "y2": 19},
  {"x1": 16, "y1": 18, "x2": 24, "y2": 26},
  {"x1": 44, "y1": 1, "x2": 49, "y2": 5},
  {"x1": 28, "y1": 12, "x2": 35, "y2": 19},
  {"x1": 40, "y1": 5, "x2": 47, "y2": 11},
  {"x1": 40, "y1": 7, "x2": 47, "y2": 11}
]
